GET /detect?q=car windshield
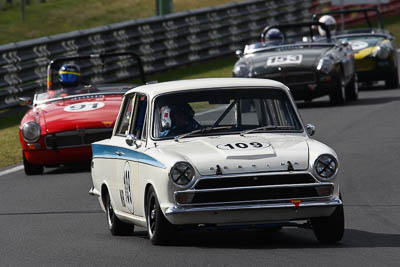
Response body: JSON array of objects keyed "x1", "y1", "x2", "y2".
[
  {"x1": 153, "y1": 88, "x2": 303, "y2": 140},
  {"x1": 34, "y1": 53, "x2": 143, "y2": 104},
  {"x1": 34, "y1": 84, "x2": 133, "y2": 103}
]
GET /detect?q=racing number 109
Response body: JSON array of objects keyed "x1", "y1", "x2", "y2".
[{"x1": 217, "y1": 142, "x2": 270, "y2": 150}]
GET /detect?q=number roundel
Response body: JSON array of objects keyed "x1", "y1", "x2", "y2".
[
  {"x1": 64, "y1": 102, "x2": 105, "y2": 112},
  {"x1": 217, "y1": 141, "x2": 270, "y2": 150},
  {"x1": 123, "y1": 161, "x2": 134, "y2": 213}
]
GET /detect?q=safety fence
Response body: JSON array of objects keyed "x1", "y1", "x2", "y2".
[
  {"x1": 3, "y1": 0, "x2": 399, "y2": 110},
  {"x1": 0, "y1": 0, "x2": 313, "y2": 109}
]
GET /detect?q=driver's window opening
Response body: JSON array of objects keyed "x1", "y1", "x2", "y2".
[
  {"x1": 131, "y1": 95, "x2": 147, "y2": 140},
  {"x1": 153, "y1": 89, "x2": 302, "y2": 139},
  {"x1": 115, "y1": 94, "x2": 136, "y2": 136}
]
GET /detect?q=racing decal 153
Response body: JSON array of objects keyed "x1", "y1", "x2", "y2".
[
  {"x1": 217, "y1": 141, "x2": 271, "y2": 150},
  {"x1": 267, "y1": 55, "x2": 302, "y2": 66},
  {"x1": 64, "y1": 102, "x2": 105, "y2": 112},
  {"x1": 123, "y1": 161, "x2": 134, "y2": 213}
]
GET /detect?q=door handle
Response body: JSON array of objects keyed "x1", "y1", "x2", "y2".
[{"x1": 115, "y1": 151, "x2": 124, "y2": 156}]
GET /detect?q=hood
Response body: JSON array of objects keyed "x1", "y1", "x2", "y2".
[
  {"x1": 246, "y1": 47, "x2": 329, "y2": 77},
  {"x1": 36, "y1": 95, "x2": 122, "y2": 133},
  {"x1": 348, "y1": 37, "x2": 384, "y2": 60},
  {"x1": 158, "y1": 135, "x2": 309, "y2": 176}
]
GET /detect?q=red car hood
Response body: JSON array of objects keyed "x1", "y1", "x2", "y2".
[{"x1": 37, "y1": 95, "x2": 122, "y2": 134}]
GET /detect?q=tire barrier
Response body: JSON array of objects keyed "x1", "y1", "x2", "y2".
[{"x1": 0, "y1": 0, "x2": 314, "y2": 109}]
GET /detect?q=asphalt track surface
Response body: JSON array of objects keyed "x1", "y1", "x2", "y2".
[{"x1": 2, "y1": 76, "x2": 400, "y2": 266}]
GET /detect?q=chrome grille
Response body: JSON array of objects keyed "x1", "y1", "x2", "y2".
[
  {"x1": 194, "y1": 173, "x2": 316, "y2": 190},
  {"x1": 263, "y1": 71, "x2": 316, "y2": 85},
  {"x1": 45, "y1": 128, "x2": 112, "y2": 149},
  {"x1": 175, "y1": 173, "x2": 334, "y2": 206}
]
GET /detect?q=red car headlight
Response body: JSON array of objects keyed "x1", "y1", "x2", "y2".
[{"x1": 21, "y1": 121, "x2": 41, "y2": 143}]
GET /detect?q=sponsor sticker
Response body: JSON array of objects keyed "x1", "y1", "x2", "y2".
[
  {"x1": 64, "y1": 102, "x2": 104, "y2": 112},
  {"x1": 266, "y1": 54, "x2": 302, "y2": 66},
  {"x1": 349, "y1": 40, "x2": 369, "y2": 51},
  {"x1": 217, "y1": 141, "x2": 271, "y2": 150}
]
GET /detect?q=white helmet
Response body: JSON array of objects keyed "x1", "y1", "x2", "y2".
[{"x1": 318, "y1": 15, "x2": 336, "y2": 36}]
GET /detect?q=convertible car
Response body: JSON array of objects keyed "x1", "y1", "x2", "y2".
[
  {"x1": 233, "y1": 22, "x2": 358, "y2": 105},
  {"x1": 19, "y1": 52, "x2": 146, "y2": 175},
  {"x1": 313, "y1": 8, "x2": 399, "y2": 88},
  {"x1": 90, "y1": 78, "x2": 344, "y2": 245}
]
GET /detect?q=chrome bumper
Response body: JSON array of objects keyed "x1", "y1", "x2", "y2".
[
  {"x1": 88, "y1": 186, "x2": 100, "y2": 197},
  {"x1": 165, "y1": 198, "x2": 342, "y2": 215}
]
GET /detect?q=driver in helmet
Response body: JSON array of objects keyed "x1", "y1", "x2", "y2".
[
  {"x1": 57, "y1": 63, "x2": 83, "y2": 96},
  {"x1": 264, "y1": 28, "x2": 284, "y2": 46},
  {"x1": 318, "y1": 15, "x2": 337, "y2": 36},
  {"x1": 160, "y1": 104, "x2": 201, "y2": 137}
]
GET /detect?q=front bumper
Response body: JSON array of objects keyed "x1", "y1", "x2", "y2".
[
  {"x1": 165, "y1": 197, "x2": 341, "y2": 225},
  {"x1": 23, "y1": 146, "x2": 92, "y2": 165}
]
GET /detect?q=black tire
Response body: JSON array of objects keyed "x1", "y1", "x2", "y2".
[
  {"x1": 146, "y1": 186, "x2": 175, "y2": 245},
  {"x1": 345, "y1": 74, "x2": 359, "y2": 101},
  {"x1": 330, "y1": 75, "x2": 346, "y2": 105},
  {"x1": 385, "y1": 69, "x2": 399, "y2": 89},
  {"x1": 311, "y1": 204, "x2": 345, "y2": 244},
  {"x1": 105, "y1": 192, "x2": 134, "y2": 236},
  {"x1": 23, "y1": 152, "x2": 43, "y2": 175}
]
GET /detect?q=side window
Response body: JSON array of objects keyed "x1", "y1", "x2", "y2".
[
  {"x1": 131, "y1": 95, "x2": 147, "y2": 140},
  {"x1": 115, "y1": 94, "x2": 136, "y2": 136}
]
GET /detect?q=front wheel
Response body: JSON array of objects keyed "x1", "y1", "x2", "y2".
[
  {"x1": 330, "y1": 75, "x2": 346, "y2": 105},
  {"x1": 345, "y1": 74, "x2": 359, "y2": 101},
  {"x1": 146, "y1": 186, "x2": 175, "y2": 245},
  {"x1": 23, "y1": 152, "x2": 43, "y2": 175},
  {"x1": 105, "y1": 192, "x2": 134, "y2": 236},
  {"x1": 311, "y1": 204, "x2": 344, "y2": 244},
  {"x1": 385, "y1": 69, "x2": 399, "y2": 89}
]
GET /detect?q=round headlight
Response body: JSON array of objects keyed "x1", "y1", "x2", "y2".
[
  {"x1": 376, "y1": 46, "x2": 390, "y2": 59},
  {"x1": 21, "y1": 121, "x2": 41, "y2": 143},
  {"x1": 314, "y1": 154, "x2": 338, "y2": 180},
  {"x1": 317, "y1": 58, "x2": 334, "y2": 74},
  {"x1": 170, "y1": 162, "x2": 195, "y2": 187}
]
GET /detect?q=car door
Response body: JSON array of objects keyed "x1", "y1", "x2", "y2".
[
  {"x1": 110, "y1": 93, "x2": 148, "y2": 216},
  {"x1": 109, "y1": 93, "x2": 138, "y2": 214}
]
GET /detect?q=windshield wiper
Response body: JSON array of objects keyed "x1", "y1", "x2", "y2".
[
  {"x1": 240, "y1": 125, "x2": 295, "y2": 136},
  {"x1": 174, "y1": 126, "x2": 233, "y2": 142}
]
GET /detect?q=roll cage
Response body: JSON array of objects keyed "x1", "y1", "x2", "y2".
[
  {"x1": 46, "y1": 51, "x2": 146, "y2": 91},
  {"x1": 312, "y1": 8, "x2": 384, "y2": 31}
]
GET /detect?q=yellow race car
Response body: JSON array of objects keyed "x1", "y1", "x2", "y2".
[{"x1": 313, "y1": 8, "x2": 399, "y2": 89}]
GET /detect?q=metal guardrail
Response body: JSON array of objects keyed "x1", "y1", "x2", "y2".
[{"x1": 0, "y1": 0, "x2": 314, "y2": 109}]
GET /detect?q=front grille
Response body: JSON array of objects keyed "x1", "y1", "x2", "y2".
[
  {"x1": 190, "y1": 186, "x2": 323, "y2": 204},
  {"x1": 175, "y1": 173, "x2": 334, "y2": 206},
  {"x1": 45, "y1": 128, "x2": 112, "y2": 149},
  {"x1": 356, "y1": 58, "x2": 375, "y2": 71},
  {"x1": 194, "y1": 173, "x2": 316, "y2": 190},
  {"x1": 263, "y1": 71, "x2": 316, "y2": 85}
]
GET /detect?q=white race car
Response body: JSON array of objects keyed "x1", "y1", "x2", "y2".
[{"x1": 89, "y1": 78, "x2": 344, "y2": 245}]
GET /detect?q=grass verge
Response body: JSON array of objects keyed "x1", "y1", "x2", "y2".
[{"x1": 0, "y1": 0, "x2": 241, "y2": 45}]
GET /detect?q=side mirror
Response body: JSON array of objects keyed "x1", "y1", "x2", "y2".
[
  {"x1": 125, "y1": 134, "x2": 141, "y2": 148},
  {"x1": 340, "y1": 39, "x2": 349, "y2": 47},
  {"x1": 306, "y1": 124, "x2": 316, "y2": 136},
  {"x1": 235, "y1": 50, "x2": 243, "y2": 58},
  {"x1": 19, "y1": 97, "x2": 32, "y2": 106}
]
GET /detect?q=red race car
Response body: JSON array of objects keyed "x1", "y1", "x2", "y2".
[{"x1": 19, "y1": 52, "x2": 146, "y2": 175}]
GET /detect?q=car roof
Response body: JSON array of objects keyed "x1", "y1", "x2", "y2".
[{"x1": 126, "y1": 78, "x2": 289, "y2": 98}]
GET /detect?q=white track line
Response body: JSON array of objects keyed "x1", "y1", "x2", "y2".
[{"x1": 0, "y1": 165, "x2": 24, "y2": 177}]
